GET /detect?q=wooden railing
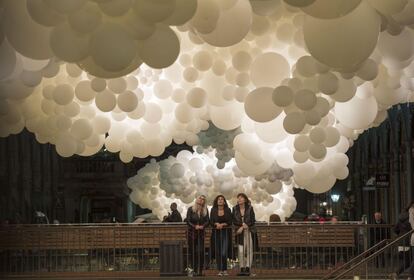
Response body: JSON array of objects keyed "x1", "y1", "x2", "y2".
[
  {"x1": 0, "y1": 223, "x2": 358, "y2": 249},
  {"x1": 0, "y1": 222, "x2": 392, "y2": 278}
]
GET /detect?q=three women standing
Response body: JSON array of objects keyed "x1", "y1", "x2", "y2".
[{"x1": 186, "y1": 193, "x2": 258, "y2": 276}]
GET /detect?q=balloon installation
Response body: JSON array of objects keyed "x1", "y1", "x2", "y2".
[{"x1": 1, "y1": 0, "x2": 414, "y2": 220}]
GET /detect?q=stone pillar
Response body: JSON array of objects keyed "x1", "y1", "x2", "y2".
[
  {"x1": 21, "y1": 130, "x2": 33, "y2": 223},
  {"x1": 401, "y1": 104, "x2": 413, "y2": 205},
  {"x1": 31, "y1": 135, "x2": 43, "y2": 215},
  {"x1": 41, "y1": 144, "x2": 52, "y2": 219},
  {"x1": 0, "y1": 137, "x2": 7, "y2": 221},
  {"x1": 389, "y1": 107, "x2": 401, "y2": 219}
]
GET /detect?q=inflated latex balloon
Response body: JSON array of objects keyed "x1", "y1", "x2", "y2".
[
  {"x1": 95, "y1": 90, "x2": 116, "y2": 112},
  {"x1": 4, "y1": 0, "x2": 54, "y2": 60},
  {"x1": 304, "y1": 1, "x2": 380, "y2": 71},
  {"x1": 0, "y1": 40, "x2": 17, "y2": 80},
  {"x1": 335, "y1": 95, "x2": 378, "y2": 130},
  {"x1": 50, "y1": 23, "x2": 89, "y2": 62},
  {"x1": 117, "y1": 91, "x2": 138, "y2": 112},
  {"x1": 367, "y1": 0, "x2": 408, "y2": 16},
  {"x1": 284, "y1": 0, "x2": 315, "y2": 8},
  {"x1": 187, "y1": 87, "x2": 207, "y2": 108},
  {"x1": 254, "y1": 114, "x2": 288, "y2": 143},
  {"x1": 245, "y1": 87, "x2": 283, "y2": 122},
  {"x1": 251, "y1": 52, "x2": 290, "y2": 87},
  {"x1": 53, "y1": 84, "x2": 74, "y2": 105},
  {"x1": 283, "y1": 112, "x2": 306, "y2": 134},
  {"x1": 377, "y1": 28, "x2": 414, "y2": 62},
  {"x1": 272, "y1": 86, "x2": 294, "y2": 107},
  {"x1": 198, "y1": 0, "x2": 252, "y2": 47},
  {"x1": 294, "y1": 89, "x2": 317, "y2": 111},
  {"x1": 301, "y1": 0, "x2": 361, "y2": 19},
  {"x1": 139, "y1": 25, "x2": 180, "y2": 69},
  {"x1": 90, "y1": 23, "x2": 137, "y2": 72}
]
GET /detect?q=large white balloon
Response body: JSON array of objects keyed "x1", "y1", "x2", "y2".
[
  {"x1": 304, "y1": 2, "x2": 380, "y2": 71},
  {"x1": 250, "y1": 52, "x2": 290, "y2": 87},
  {"x1": 245, "y1": 87, "x2": 283, "y2": 122},
  {"x1": 335, "y1": 95, "x2": 378, "y2": 130},
  {"x1": 198, "y1": 0, "x2": 252, "y2": 47}
]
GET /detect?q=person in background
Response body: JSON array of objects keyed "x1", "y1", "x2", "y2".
[
  {"x1": 269, "y1": 214, "x2": 281, "y2": 223},
  {"x1": 330, "y1": 216, "x2": 339, "y2": 224},
  {"x1": 391, "y1": 204, "x2": 413, "y2": 279},
  {"x1": 371, "y1": 211, "x2": 390, "y2": 244},
  {"x1": 163, "y1": 202, "x2": 182, "y2": 223},
  {"x1": 268, "y1": 214, "x2": 282, "y2": 269},
  {"x1": 186, "y1": 195, "x2": 209, "y2": 277},
  {"x1": 1, "y1": 219, "x2": 11, "y2": 227},
  {"x1": 210, "y1": 195, "x2": 232, "y2": 277},
  {"x1": 407, "y1": 201, "x2": 414, "y2": 280},
  {"x1": 306, "y1": 213, "x2": 325, "y2": 223},
  {"x1": 328, "y1": 216, "x2": 341, "y2": 267},
  {"x1": 370, "y1": 211, "x2": 390, "y2": 268},
  {"x1": 233, "y1": 193, "x2": 259, "y2": 276}
]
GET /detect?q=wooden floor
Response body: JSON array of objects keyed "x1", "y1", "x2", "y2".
[
  {"x1": 0, "y1": 271, "x2": 324, "y2": 280},
  {"x1": 1, "y1": 276, "x2": 319, "y2": 280}
]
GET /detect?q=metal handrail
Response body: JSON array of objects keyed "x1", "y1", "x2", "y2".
[
  {"x1": 322, "y1": 238, "x2": 389, "y2": 280},
  {"x1": 329, "y1": 229, "x2": 414, "y2": 280}
]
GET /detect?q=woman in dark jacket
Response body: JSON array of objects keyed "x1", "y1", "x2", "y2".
[
  {"x1": 210, "y1": 195, "x2": 233, "y2": 276},
  {"x1": 186, "y1": 195, "x2": 209, "y2": 276},
  {"x1": 393, "y1": 206, "x2": 412, "y2": 278},
  {"x1": 232, "y1": 193, "x2": 259, "y2": 276}
]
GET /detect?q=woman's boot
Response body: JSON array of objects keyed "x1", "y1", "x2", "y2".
[
  {"x1": 237, "y1": 267, "x2": 245, "y2": 276},
  {"x1": 245, "y1": 267, "x2": 250, "y2": 276}
]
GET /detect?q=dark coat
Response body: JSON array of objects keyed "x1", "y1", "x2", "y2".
[
  {"x1": 232, "y1": 204, "x2": 259, "y2": 251},
  {"x1": 164, "y1": 209, "x2": 182, "y2": 223},
  {"x1": 394, "y1": 211, "x2": 411, "y2": 235},
  {"x1": 186, "y1": 206, "x2": 209, "y2": 240},
  {"x1": 210, "y1": 207, "x2": 233, "y2": 260},
  {"x1": 370, "y1": 218, "x2": 390, "y2": 245}
]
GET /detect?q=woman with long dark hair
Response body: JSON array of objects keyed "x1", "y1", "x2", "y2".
[
  {"x1": 210, "y1": 195, "x2": 233, "y2": 276},
  {"x1": 232, "y1": 193, "x2": 259, "y2": 276},
  {"x1": 186, "y1": 195, "x2": 209, "y2": 277}
]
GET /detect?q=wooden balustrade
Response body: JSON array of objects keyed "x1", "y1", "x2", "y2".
[
  {"x1": 0, "y1": 223, "x2": 364, "y2": 250},
  {"x1": 0, "y1": 223, "x2": 392, "y2": 278}
]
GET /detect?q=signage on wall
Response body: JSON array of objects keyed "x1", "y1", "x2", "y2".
[
  {"x1": 375, "y1": 174, "x2": 389, "y2": 188},
  {"x1": 363, "y1": 174, "x2": 389, "y2": 191}
]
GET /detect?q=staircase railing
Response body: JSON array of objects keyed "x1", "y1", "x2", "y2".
[
  {"x1": 322, "y1": 239, "x2": 389, "y2": 280},
  {"x1": 323, "y1": 229, "x2": 414, "y2": 280}
]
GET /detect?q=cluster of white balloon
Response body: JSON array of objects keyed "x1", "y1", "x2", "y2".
[
  {"x1": 2, "y1": 0, "x2": 198, "y2": 77},
  {"x1": 127, "y1": 149, "x2": 295, "y2": 221},
  {"x1": 196, "y1": 124, "x2": 240, "y2": 169},
  {"x1": 1, "y1": 0, "x2": 414, "y2": 219}
]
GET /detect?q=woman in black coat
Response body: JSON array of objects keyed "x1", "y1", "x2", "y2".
[
  {"x1": 210, "y1": 195, "x2": 233, "y2": 276},
  {"x1": 232, "y1": 193, "x2": 259, "y2": 276},
  {"x1": 186, "y1": 195, "x2": 209, "y2": 276}
]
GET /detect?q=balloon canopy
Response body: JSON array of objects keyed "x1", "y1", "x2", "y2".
[{"x1": 1, "y1": 0, "x2": 414, "y2": 220}]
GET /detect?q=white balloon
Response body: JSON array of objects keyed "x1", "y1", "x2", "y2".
[
  {"x1": 198, "y1": 0, "x2": 252, "y2": 47},
  {"x1": 283, "y1": 112, "x2": 306, "y2": 134},
  {"x1": 245, "y1": 87, "x2": 283, "y2": 122},
  {"x1": 254, "y1": 114, "x2": 288, "y2": 143},
  {"x1": 335, "y1": 95, "x2": 378, "y2": 130},
  {"x1": 251, "y1": 52, "x2": 290, "y2": 87}
]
